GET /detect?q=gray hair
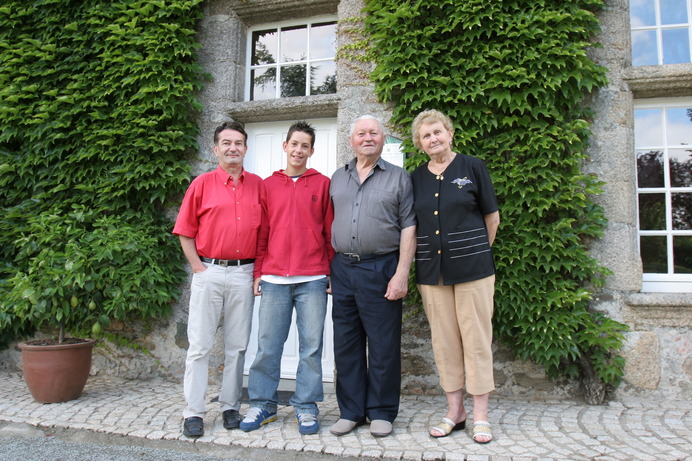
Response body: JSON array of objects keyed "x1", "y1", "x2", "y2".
[{"x1": 349, "y1": 115, "x2": 385, "y2": 137}]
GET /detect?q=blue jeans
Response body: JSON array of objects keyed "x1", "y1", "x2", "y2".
[{"x1": 247, "y1": 278, "x2": 328, "y2": 416}]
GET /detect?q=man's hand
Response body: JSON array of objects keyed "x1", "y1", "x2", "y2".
[{"x1": 384, "y1": 271, "x2": 408, "y2": 300}]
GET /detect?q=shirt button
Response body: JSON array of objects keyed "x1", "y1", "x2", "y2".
[
  {"x1": 434, "y1": 211, "x2": 438, "y2": 215},
  {"x1": 435, "y1": 230, "x2": 440, "y2": 235},
  {"x1": 435, "y1": 193, "x2": 439, "y2": 197},
  {"x1": 437, "y1": 250, "x2": 441, "y2": 254}
]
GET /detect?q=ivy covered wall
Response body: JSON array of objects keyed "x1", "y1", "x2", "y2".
[
  {"x1": 0, "y1": 1, "x2": 205, "y2": 343},
  {"x1": 358, "y1": 0, "x2": 629, "y2": 400}
]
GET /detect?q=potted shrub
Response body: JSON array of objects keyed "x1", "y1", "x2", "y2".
[{"x1": 0, "y1": 208, "x2": 185, "y2": 403}]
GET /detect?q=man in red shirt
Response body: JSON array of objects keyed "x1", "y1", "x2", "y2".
[{"x1": 173, "y1": 121, "x2": 265, "y2": 438}]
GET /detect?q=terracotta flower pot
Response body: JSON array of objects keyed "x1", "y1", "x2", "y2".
[{"x1": 18, "y1": 338, "x2": 96, "y2": 403}]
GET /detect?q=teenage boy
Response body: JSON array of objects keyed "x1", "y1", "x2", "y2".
[{"x1": 240, "y1": 121, "x2": 334, "y2": 435}]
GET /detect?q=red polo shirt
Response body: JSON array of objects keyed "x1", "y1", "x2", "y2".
[{"x1": 173, "y1": 166, "x2": 265, "y2": 260}]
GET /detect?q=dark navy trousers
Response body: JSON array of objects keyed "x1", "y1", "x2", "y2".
[{"x1": 330, "y1": 252, "x2": 402, "y2": 423}]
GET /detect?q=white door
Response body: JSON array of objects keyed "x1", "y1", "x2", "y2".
[{"x1": 243, "y1": 118, "x2": 337, "y2": 382}]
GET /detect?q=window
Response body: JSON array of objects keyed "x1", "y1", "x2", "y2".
[
  {"x1": 246, "y1": 18, "x2": 337, "y2": 101},
  {"x1": 634, "y1": 98, "x2": 692, "y2": 292},
  {"x1": 630, "y1": 0, "x2": 692, "y2": 65}
]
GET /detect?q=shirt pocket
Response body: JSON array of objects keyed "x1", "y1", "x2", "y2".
[{"x1": 364, "y1": 188, "x2": 397, "y2": 222}]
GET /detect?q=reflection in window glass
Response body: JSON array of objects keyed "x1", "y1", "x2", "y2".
[
  {"x1": 311, "y1": 60, "x2": 337, "y2": 95},
  {"x1": 630, "y1": 0, "x2": 692, "y2": 65},
  {"x1": 635, "y1": 99, "x2": 692, "y2": 285},
  {"x1": 662, "y1": 28, "x2": 691, "y2": 64},
  {"x1": 632, "y1": 30, "x2": 658, "y2": 65},
  {"x1": 252, "y1": 30, "x2": 277, "y2": 66},
  {"x1": 630, "y1": 0, "x2": 657, "y2": 26},
  {"x1": 310, "y1": 23, "x2": 337, "y2": 60},
  {"x1": 639, "y1": 193, "x2": 667, "y2": 230},
  {"x1": 665, "y1": 107, "x2": 692, "y2": 145},
  {"x1": 247, "y1": 20, "x2": 337, "y2": 101},
  {"x1": 661, "y1": 0, "x2": 688, "y2": 24},
  {"x1": 640, "y1": 235, "x2": 668, "y2": 273},
  {"x1": 280, "y1": 64, "x2": 307, "y2": 97},
  {"x1": 634, "y1": 109, "x2": 663, "y2": 145},
  {"x1": 670, "y1": 149, "x2": 692, "y2": 187},
  {"x1": 637, "y1": 150, "x2": 665, "y2": 187},
  {"x1": 672, "y1": 192, "x2": 692, "y2": 230},
  {"x1": 280, "y1": 26, "x2": 307, "y2": 62},
  {"x1": 673, "y1": 236, "x2": 692, "y2": 273},
  {"x1": 251, "y1": 67, "x2": 277, "y2": 101}
]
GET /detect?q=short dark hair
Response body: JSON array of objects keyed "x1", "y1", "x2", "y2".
[
  {"x1": 214, "y1": 121, "x2": 247, "y2": 145},
  {"x1": 285, "y1": 121, "x2": 315, "y2": 147}
]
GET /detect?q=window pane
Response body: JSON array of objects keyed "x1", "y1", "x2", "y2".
[
  {"x1": 673, "y1": 236, "x2": 692, "y2": 273},
  {"x1": 639, "y1": 193, "x2": 667, "y2": 229},
  {"x1": 670, "y1": 149, "x2": 692, "y2": 187},
  {"x1": 640, "y1": 235, "x2": 668, "y2": 273},
  {"x1": 634, "y1": 109, "x2": 663, "y2": 145},
  {"x1": 280, "y1": 64, "x2": 307, "y2": 97},
  {"x1": 637, "y1": 150, "x2": 665, "y2": 187},
  {"x1": 632, "y1": 30, "x2": 659, "y2": 65},
  {"x1": 672, "y1": 192, "x2": 692, "y2": 230},
  {"x1": 251, "y1": 67, "x2": 277, "y2": 100},
  {"x1": 662, "y1": 28, "x2": 691, "y2": 64},
  {"x1": 252, "y1": 30, "x2": 277, "y2": 65},
  {"x1": 310, "y1": 60, "x2": 336, "y2": 95},
  {"x1": 311, "y1": 22, "x2": 337, "y2": 59},
  {"x1": 630, "y1": 0, "x2": 657, "y2": 27},
  {"x1": 280, "y1": 26, "x2": 307, "y2": 63},
  {"x1": 666, "y1": 107, "x2": 692, "y2": 145},
  {"x1": 661, "y1": 0, "x2": 689, "y2": 24}
]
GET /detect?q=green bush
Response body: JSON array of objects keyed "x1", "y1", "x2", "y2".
[
  {"x1": 359, "y1": 0, "x2": 628, "y2": 391},
  {"x1": 0, "y1": 0, "x2": 205, "y2": 342}
]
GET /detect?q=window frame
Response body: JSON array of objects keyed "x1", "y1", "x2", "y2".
[
  {"x1": 633, "y1": 97, "x2": 692, "y2": 293},
  {"x1": 630, "y1": 0, "x2": 692, "y2": 65},
  {"x1": 244, "y1": 15, "x2": 338, "y2": 101}
]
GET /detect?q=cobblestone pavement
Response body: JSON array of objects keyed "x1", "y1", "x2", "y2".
[{"x1": 1, "y1": 372, "x2": 690, "y2": 461}]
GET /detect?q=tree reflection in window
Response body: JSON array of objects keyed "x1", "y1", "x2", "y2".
[{"x1": 249, "y1": 21, "x2": 337, "y2": 101}]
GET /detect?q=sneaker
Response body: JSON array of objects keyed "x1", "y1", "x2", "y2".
[
  {"x1": 296, "y1": 413, "x2": 319, "y2": 435},
  {"x1": 239, "y1": 407, "x2": 277, "y2": 432},
  {"x1": 183, "y1": 416, "x2": 204, "y2": 438}
]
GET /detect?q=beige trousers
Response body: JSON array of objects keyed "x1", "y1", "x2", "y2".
[{"x1": 418, "y1": 275, "x2": 496, "y2": 396}]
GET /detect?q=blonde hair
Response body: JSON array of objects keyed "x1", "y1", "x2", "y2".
[{"x1": 411, "y1": 109, "x2": 454, "y2": 150}]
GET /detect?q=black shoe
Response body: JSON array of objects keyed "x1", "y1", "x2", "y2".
[
  {"x1": 183, "y1": 416, "x2": 204, "y2": 438},
  {"x1": 222, "y1": 409, "x2": 240, "y2": 430}
]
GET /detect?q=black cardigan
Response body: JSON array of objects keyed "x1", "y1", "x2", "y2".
[{"x1": 411, "y1": 153, "x2": 498, "y2": 285}]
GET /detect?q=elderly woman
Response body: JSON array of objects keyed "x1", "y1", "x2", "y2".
[{"x1": 410, "y1": 109, "x2": 500, "y2": 443}]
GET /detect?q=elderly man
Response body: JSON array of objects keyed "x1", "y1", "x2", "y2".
[
  {"x1": 328, "y1": 115, "x2": 416, "y2": 438},
  {"x1": 173, "y1": 121, "x2": 265, "y2": 438}
]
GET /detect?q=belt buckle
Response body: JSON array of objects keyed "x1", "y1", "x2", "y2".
[
  {"x1": 218, "y1": 259, "x2": 229, "y2": 267},
  {"x1": 344, "y1": 253, "x2": 361, "y2": 262}
]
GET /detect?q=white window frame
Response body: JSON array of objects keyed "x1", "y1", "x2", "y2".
[
  {"x1": 244, "y1": 15, "x2": 337, "y2": 101},
  {"x1": 630, "y1": 0, "x2": 692, "y2": 65},
  {"x1": 634, "y1": 97, "x2": 692, "y2": 293}
]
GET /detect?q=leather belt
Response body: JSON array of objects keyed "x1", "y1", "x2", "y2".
[
  {"x1": 339, "y1": 252, "x2": 388, "y2": 262},
  {"x1": 201, "y1": 257, "x2": 254, "y2": 267}
]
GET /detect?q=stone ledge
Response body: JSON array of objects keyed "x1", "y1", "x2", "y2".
[
  {"x1": 624, "y1": 292, "x2": 692, "y2": 328},
  {"x1": 227, "y1": 94, "x2": 340, "y2": 123},
  {"x1": 230, "y1": 0, "x2": 338, "y2": 26},
  {"x1": 623, "y1": 63, "x2": 692, "y2": 98}
]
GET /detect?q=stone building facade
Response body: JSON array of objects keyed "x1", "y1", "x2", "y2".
[{"x1": 3, "y1": 0, "x2": 689, "y2": 401}]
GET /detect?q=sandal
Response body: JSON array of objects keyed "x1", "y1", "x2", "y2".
[
  {"x1": 429, "y1": 417, "x2": 466, "y2": 438},
  {"x1": 472, "y1": 420, "x2": 493, "y2": 443}
]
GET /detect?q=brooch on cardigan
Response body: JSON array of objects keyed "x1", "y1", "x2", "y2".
[{"x1": 451, "y1": 177, "x2": 472, "y2": 189}]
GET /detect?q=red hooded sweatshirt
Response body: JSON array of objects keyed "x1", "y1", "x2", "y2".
[{"x1": 254, "y1": 168, "x2": 334, "y2": 279}]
